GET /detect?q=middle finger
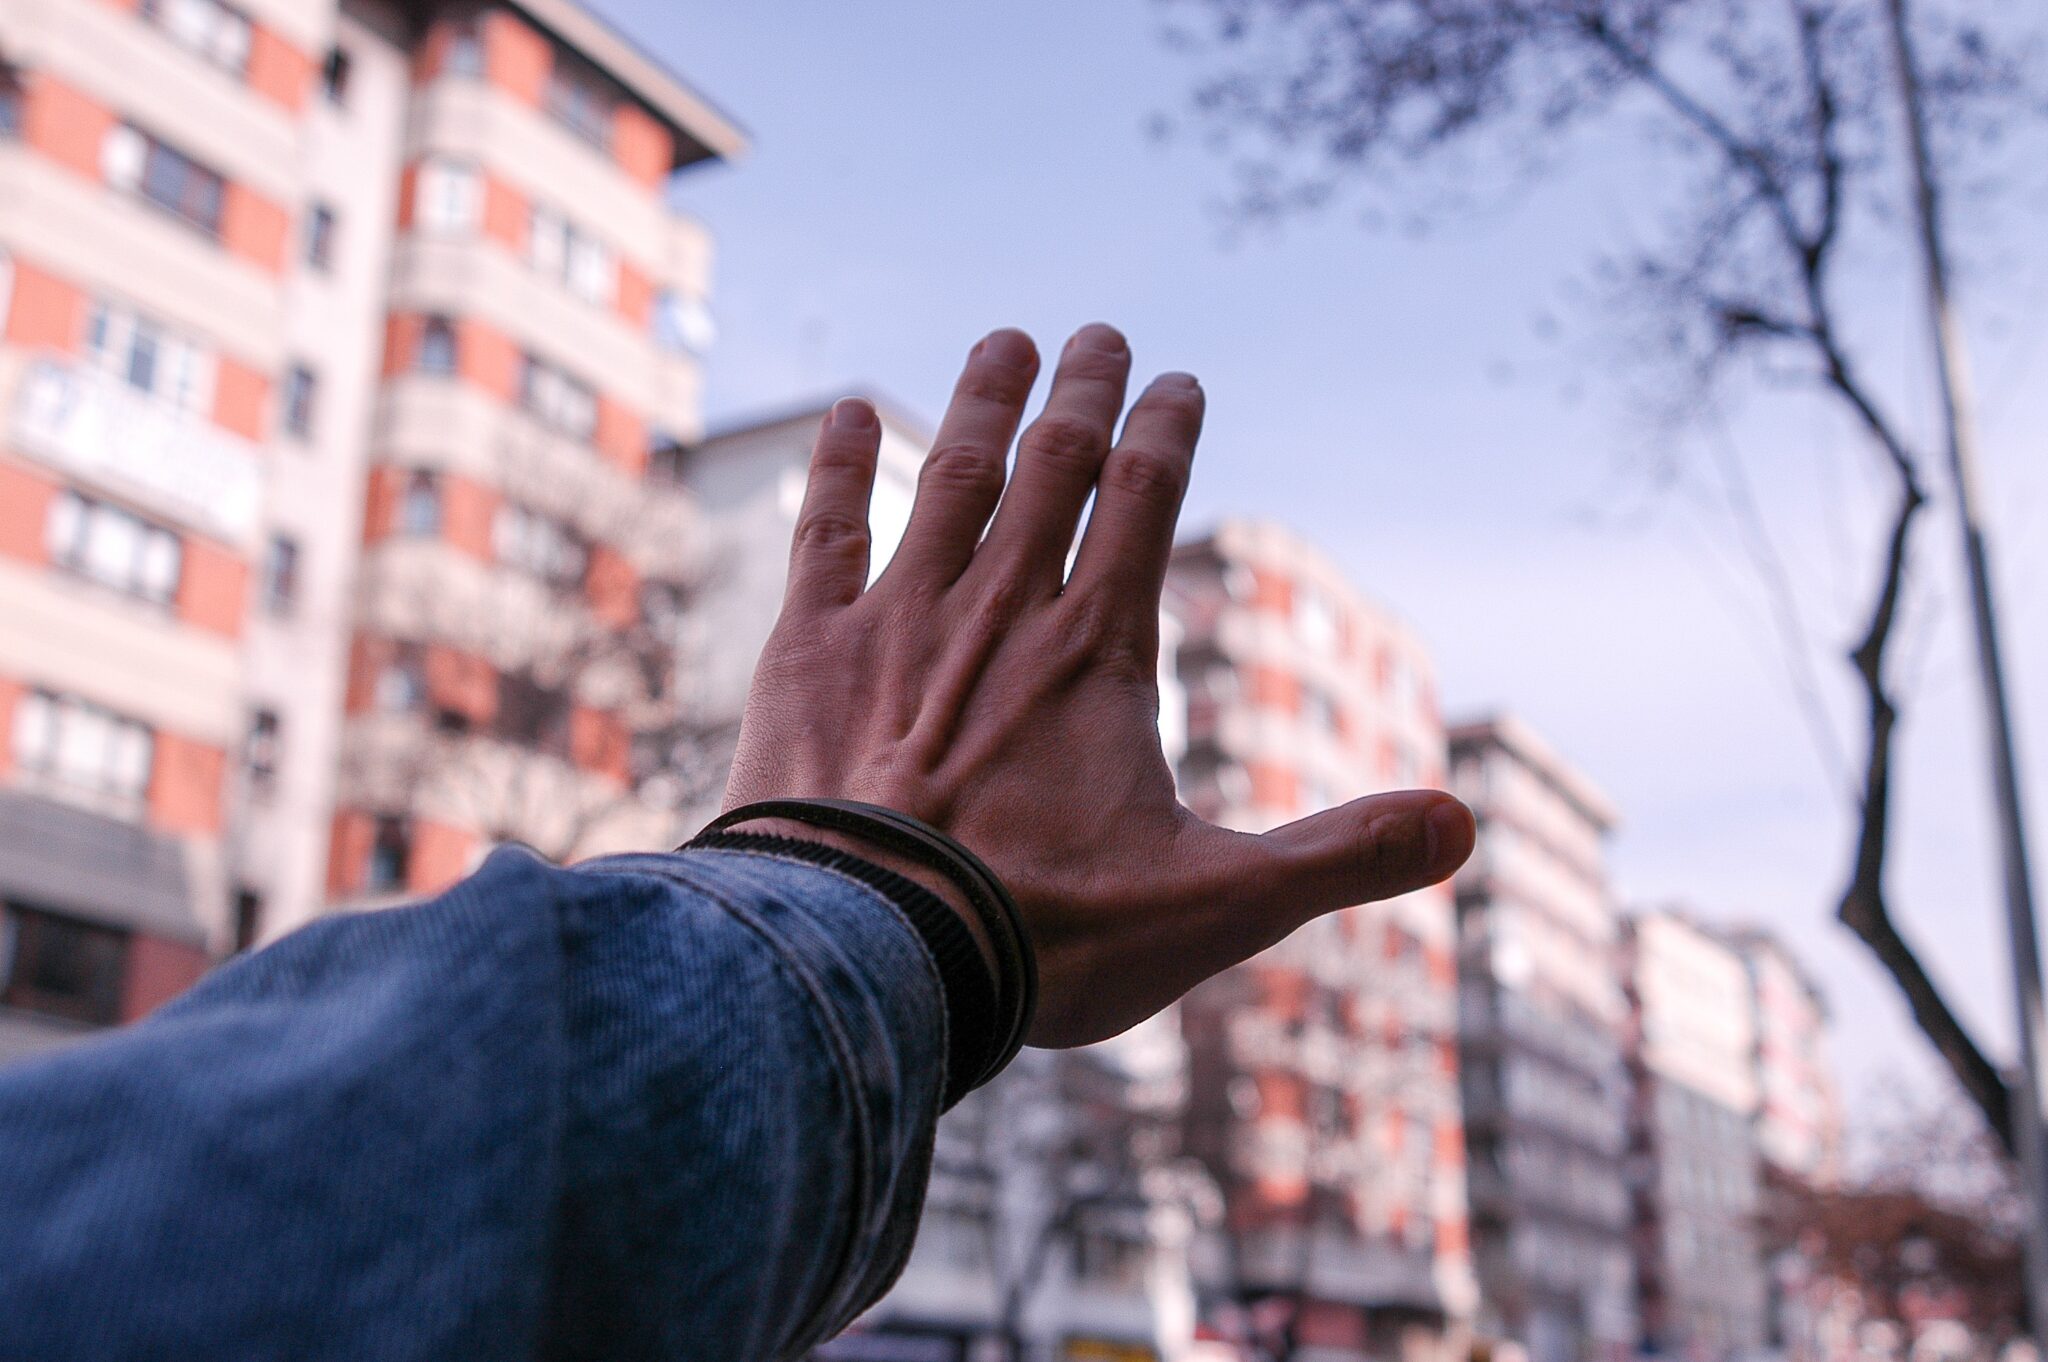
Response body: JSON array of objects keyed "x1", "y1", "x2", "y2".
[{"x1": 974, "y1": 323, "x2": 1131, "y2": 593}]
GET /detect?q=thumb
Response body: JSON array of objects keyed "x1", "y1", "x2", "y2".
[{"x1": 1252, "y1": 790, "x2": 1475, "y2": 922}]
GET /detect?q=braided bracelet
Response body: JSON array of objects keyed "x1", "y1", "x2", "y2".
[{"x1": 694, "y1": 798, "x2": 1037, "y2": 1096}]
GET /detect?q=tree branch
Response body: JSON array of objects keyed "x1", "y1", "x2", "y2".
[
  {"x1": 1831, "y1": 471, "x2": 2016, "y2": 1155},
  {"x1": 1600, "y1": 5, "x2": 2019, "y2": 1147}
]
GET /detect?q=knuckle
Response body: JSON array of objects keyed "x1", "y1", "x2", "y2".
[
  {"x1": 1101, "y1": 449, "x2": 1188, "y2": 505},
  {"x1": 1144, "y1": 389, "x2": 1206, "y2": 435},
  {"x1": 810, "y1": 434, "x2": 877, "y2": 474},
  {"x1": 1022, "y1": 415, "x2": 1107, "y2": 473},
  {"x1": 1059, "y1": 346, "x2": 1129, "y2": 383},
  {"x1": 1063, "y1": 592, "x2": 1150, "y2": 679},
  {"x1": 919, "y1": 443, "x2": 1006, "y2": 500},
  {"x1": 958, "y1": 366, "x2": 1032, "y2": 405},
  {"x1": 792, "y1": 510, "x2": 870, "y2": 558},
  {"x1": 976, "y1": 573, "x2": 1031, "y2": 624}
]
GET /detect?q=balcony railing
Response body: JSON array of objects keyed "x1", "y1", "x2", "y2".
[{"x1": 10, "y1": 360, "x2": 262, "y2": 545}]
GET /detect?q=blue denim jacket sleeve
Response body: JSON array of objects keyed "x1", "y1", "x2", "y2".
[{"x1": 0, "y1": 844, "x2": 949, "y2": 1362}]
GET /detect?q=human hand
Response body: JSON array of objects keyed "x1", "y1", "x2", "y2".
[{"x1": 721, "y1": 324, "x2": 1474, "y2": 1048}]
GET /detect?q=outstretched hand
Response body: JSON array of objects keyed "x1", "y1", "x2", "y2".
[{"x1": 722, "y1": 324, "x2": 1474, "y2": 1048}]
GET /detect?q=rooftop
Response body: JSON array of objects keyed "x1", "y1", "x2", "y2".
[
  {"x1": 404, "y1": 0, "x2": 749, "y2": 169},
  {"x1": 1448, "y1": 711, "x2": 1620, "y2": 830}
]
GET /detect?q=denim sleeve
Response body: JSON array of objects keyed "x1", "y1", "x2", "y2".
[{"x1": 0, "y1": 844, "x2": 949, "y2": 1362}]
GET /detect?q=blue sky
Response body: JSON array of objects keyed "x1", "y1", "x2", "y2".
[{"x1": 600, "y1": 0, "x2": 2048, "y2": 1124}]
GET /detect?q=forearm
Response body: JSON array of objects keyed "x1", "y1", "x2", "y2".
[{"x1": 0, "y1": 845, "x2": 961, "y2": 1362}]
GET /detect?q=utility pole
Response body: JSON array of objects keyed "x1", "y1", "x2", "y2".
[{"x1": 1884, "y1": 0, "x2": 2048, "y2": 1334}]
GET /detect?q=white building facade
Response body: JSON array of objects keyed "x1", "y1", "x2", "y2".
[{"x1": 1622, "y1": 911, "x2": 1769, "y2": 1361}]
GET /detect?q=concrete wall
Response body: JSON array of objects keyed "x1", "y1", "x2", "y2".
[{"x1": 237, "y1": 0, "x2": 410, "y2": 941}]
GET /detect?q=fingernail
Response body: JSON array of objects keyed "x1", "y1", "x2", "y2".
[
  {"x1": 1069, "y1": 323, "x2": 1127, "y2": 355},
  {"x1": 829, "y1": 397, "x2": 877, "y2": 430},
  {"x1": 1424, "y1": 799, "x2": 1476, "y2": 879},
  {"x1": 978, "y1": 328, "x2": 1035, "y2": 368},
  {"x1": 1150, "y1": 371, "x2": 1200, "y2": 393}
]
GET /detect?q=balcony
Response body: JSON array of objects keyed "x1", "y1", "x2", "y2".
[
  {"x1": 9, "y1": 359, "x2": 262, "y2": 546},
  {"x1": 1235, "y1": 1224, "x2": 1444, "y2": 1312}
]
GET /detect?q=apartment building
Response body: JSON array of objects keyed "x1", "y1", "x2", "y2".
[
  {"x1": 1448, "y1": 716, "x2": 1635, "y2": 1362},
  {"x1": 1622, "y1": 911, "x2": 1769, "y2": 1361},
  {"x1": 1169, "y1": 520, "x2": 1474, "y2": 1362},
  {"x1": 0, "y1": 0, "x2": 741, "y2": 1055},
  {"x1": 676, "y1": 396, "x2": 930, "y2": 744},
  {"x1": 1731, "y1": 930, "x2": 1841, "y2": 1187}
]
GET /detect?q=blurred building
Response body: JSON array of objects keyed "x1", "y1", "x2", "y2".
[
  {"x1": 1621, "y1": 911, "x2": 1769, "y2": 1360},
  {"x1": 1729, "y1": 929, "x2": 1844, "y2": 1362},
  {"x1": 1168, "y1": 520, "x2": 1475, "y2": 1362},
  {"x1": 0, "y1": 0, "x2": 741, "y2": 1054},
  {"x1": 821, "y1": 1018, "x2": 1201, "y2": 1362},
  {"x1": 1447, "y1": 715, "x2": 1635, "y2": 1362},
  {"x1": 676, "y1": 396, "x2": 930, "y2": 750},
  {"x1": 1730, "y1": 930, "x2": 1841, "y2": 1187}
]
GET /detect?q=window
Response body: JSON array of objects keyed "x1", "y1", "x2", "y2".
[
  {"x1": 415, "y1": 159, "x2": 480, "y2": 234},
  {"x1": 374, "y1": 646, "x2": 425, "y2": 712},
  {"x1": 639, "y1": 579, "x2": 686, "y2": 629},
  {"x1": 1, "y1": 904, "x2": 128, "y2": 1026},
  {"x1": 1388, "y1": 652, "x2": 1416, "y2": 710},
  {"x1": 0, "y1": 65, "x2": 22, "y2": 140},
  {"x1": 646, "y1": 435, "x2": 690, "y2": 486},
  {"x1": 140, "y1": 0, "x2": 252, "y2": 75},
  {"x1": 545, "y1": 47, "x2": 615, "y2": 148},
  {"x1": 84, "y1": 299, "x2": 215, "y2": 413},
  {"x1": 1294, "y1": 582, "x2": 1339, "y2": 651},
  {"x1": 320, "y1": 46, "x2": 351, "y2": 104},
  {"x1": 282, "y1": 364, "x2": 317, "y2": 438},
  {"x1": 518, "y1": 354, "x2": 596, "y2": 439},
  {"x1": 496, "y1": 672, "x2": 571, "y2": 756},
  {"x1": 1071, "y1": 1225, "x2": 1149, "y2": 1290},
  {"x1": 651, "y1": 290, "x2": 714, "y2": 355},
  {"x1": 244, "y1": 707, "x2": 280, "y2": 791},
  {"x1": 12, "y1": 690, "x2": 155, "y2": 810},
  {"x1": 47, "y1": 491, "x2": 182, "y2": 606},
  {"x1": 399, "y1": 472, "x2": 441, "y2": 535},
  {"x1": 261, "y1": 533, "x2": 299, "y2": 615},
  {"x1": 527, "y1": 205, "x2": 613, "y2": 305},
  {"x1": 492, "y1": 503, "x2": 586, "y2": 586},
  {"x1": 232, "y1": 888, "x2": 263, "y2": 953},
  {"x1": 445, "y1": 19, "x2": 483, "y2": 77},
  {"x1": 417, "y1": 317, "x2": 457, "y2": 375},
  {"x1": 303, "y1": 202, "x2": 337, "y2": 271},
  {"x1": 365, "y1": 817, "x2": 410, "y2": 893},
  {"x1": 103, "y1": 125, "x2": 226, "y2": 237}
]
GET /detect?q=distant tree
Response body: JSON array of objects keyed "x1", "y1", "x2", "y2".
[
  {"x1": 1159, "y1": 0, "x2": 2046, "y2": 1156},
  {"x1": 341, "y1": 433, "x2": 733, "y2": 868},
  {"x1": 954, "y1": 1033, "x2": 1188, "y2": 1359},
  {"x1": 1760, "y1": 1090, "x2": 2026, "y2": 1352}
]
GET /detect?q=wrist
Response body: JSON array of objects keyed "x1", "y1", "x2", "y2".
[
  {"x1": 719, "y1": 816, "x2": 1000, "y2": 985},
  {"x1": 695, "y1": 797, "x2": 1036, "y2": 1102}
]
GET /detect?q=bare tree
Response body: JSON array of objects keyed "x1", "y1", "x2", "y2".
[
  {"x1": 342, "y1": 429, "x2": 734, "y2": 869},
  {"x1": 1759, "y1": 1087, "x2": 2027, "y2": 1356},
  {"x1": 1159, "y1": 0, "x2": 2045, "y2": 1155},
  {"x1": 929, "y1": 1030, "x2": 1189, "y2": 1360}
]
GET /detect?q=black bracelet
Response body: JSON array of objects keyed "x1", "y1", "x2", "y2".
[{"x1": 692, "y1": 799, "x2": 1037, "y2": 1098}]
